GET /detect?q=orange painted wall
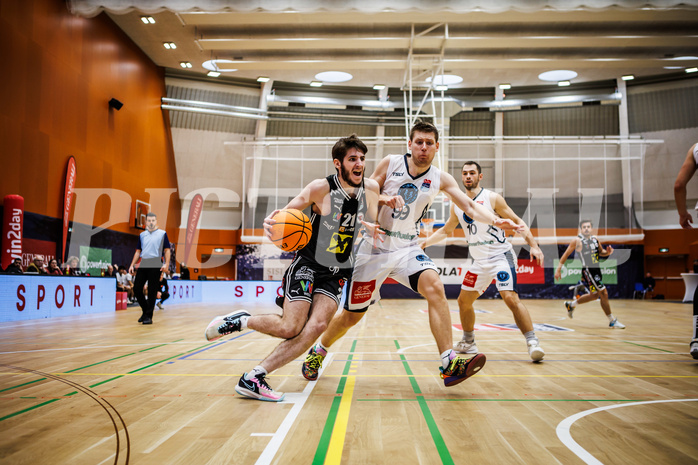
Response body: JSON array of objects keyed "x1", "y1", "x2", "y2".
[
  {"x1": 644, "y1": 228, "x2": 698, "y2": 299},
  {"x1": 0, "y1": 0, "x2": 180, "y2": 239}
]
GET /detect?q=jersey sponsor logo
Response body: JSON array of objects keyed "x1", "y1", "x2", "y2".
[
  {"x1": 351, "y1": 280, "x2": 376, "y2": 304},
  {"x1": 420, "y1": 179, "x2": 431, "y2": 191},
  {"x1": 496, "y1": 271, "x2": 510, "y2": 281},
  {"x1": 382, "y1": 229, "x2": 417, "y2": 241},
  {"x1": 392, "y1": 172, "x2": 404, "y2": 177},
  {"x1": 338, "y1": 278, "x2": 346, "y2": 287},
  {"x1": 462, "y1": 271, "x2": 478, "y2": 287},
  {"x1": 333, "y1": 197, "x2": 344, "y2": 204},
  {"x1": 462, "y1": 212, "x2": 474, "y2": 224},
  {"x1": 477, "y1": 200, "x2": 484, "y2": 205},
  {"x1": 397, "y1": 183, "x2": 419, "y2": 204},
  {"x1": 326, "y1": 232, "x2": 353, "y2": 254},
  {"x1": 294, "y1": 266, "x2": 314, "y2": 281},
  {"x1": 329, "y1": 266, "x2": 340, "y2": 275},
  {"x1": 300, "y1": 280, "x2": 313, "y2": 293},
  {"x1": 415, "y1": 254, "x2": 433, "y2": 263},
  {"x1": 322, "y1": 221, "x2": 334, "y2": 230}
]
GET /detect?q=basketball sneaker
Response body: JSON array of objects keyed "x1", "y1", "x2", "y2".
[
  {"x1": 440, "y1": 353, "x2": 486, "y2": 387},
  {"x1": 527, "y1": 339, "x2": 545, "y2": 362},
  {"x1": 235, "y1": 373, "x2": 285, "y2": 402},
  {"x1": 205, "y1": 310, "x2": 251, "y2": 341},
  {"x1": 453, "y1": 339, "x2": 478, "y2": 354},
  {"x1": 302, "y1": 346, "x2": 327, "y2": 381},
  {"x1": 564, "y1": 301, "x2": 574, "y2": 319},
  {"x1": 690, "y1": 340, "x2": 698, "y2": 360},
  {"x1": 609, "y1": 318, "x2": 626, "y2": 329}
]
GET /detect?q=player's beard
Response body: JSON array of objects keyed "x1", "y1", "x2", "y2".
[
  {"x1": 464, "y1": 178, "x2": 479, "y2": 192},
  {"x1": 341, "y1": 165, "x2": 363, "y2": 188}
]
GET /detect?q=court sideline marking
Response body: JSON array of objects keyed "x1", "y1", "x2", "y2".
[
  {"x1": 556, "y1": 398, "x2": 698, "y2": 464},
  {"x1": 252, "y1": 353, "x2": 334, "y2": 465}
]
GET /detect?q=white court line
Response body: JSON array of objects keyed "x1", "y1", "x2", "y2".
[
  {"x1": 254, "y1": 353, "x2": 334, "y2": 465},
  {"x1": 556, "y1": 398, "x2": 698, "y2": 464}
]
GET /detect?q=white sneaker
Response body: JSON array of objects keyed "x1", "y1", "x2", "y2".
[
  {"x1": 205, "y1": 310, "x2": 250, "y2": 341},
  {"x1": 527, "y1": 340, "x2": 545, "y2": 362},
  {"x1": 453, "y1": 340, "x2": 478, "y2": 354},
  {"x1": 609, "y1": 318, "x2": 626, "y2": 329},
  {"x1": 690, "y1": 341, "x2": 698, "y2": 360}
]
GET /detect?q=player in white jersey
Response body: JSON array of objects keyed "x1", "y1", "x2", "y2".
[
  {"x1": 674, "y1": 142, "x2": 698, "y2": 359},
  {"x1": 302, "y1": 122, "x2": 524, "y2": 387},
  {"x1": 421, "y1": 161, "x2": 546, "y2": 362}
]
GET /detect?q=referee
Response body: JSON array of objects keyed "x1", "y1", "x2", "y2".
[{"x1": 129, "y1": 212, "x2": 171, "y2": 325}]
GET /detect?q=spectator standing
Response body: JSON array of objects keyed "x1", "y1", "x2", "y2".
[
  {"x1": 129, "y1": 212, "x2": 171, "y2": 325},
  {"x1": 180, "y1": 263, "x2": 190, "y2": 280}
]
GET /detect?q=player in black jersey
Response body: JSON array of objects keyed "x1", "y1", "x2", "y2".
[
  {"x1": 555, "y1": 219, "x2": 626, "y2": 329},
  {"x1": 204, "y1": 134, "x2": 381, "y2": 401}
]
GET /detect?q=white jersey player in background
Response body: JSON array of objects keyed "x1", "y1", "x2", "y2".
[
  {"x1": 302, "y1": 122, "x2": 525, "y2": 387},
  {"x1": 421, "y1": 161, "x2": 546, "y2": 362}
]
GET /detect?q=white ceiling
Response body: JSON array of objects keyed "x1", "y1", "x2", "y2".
[{"x1": 70, "y1": 1, "x2": 698, "y2": 90}]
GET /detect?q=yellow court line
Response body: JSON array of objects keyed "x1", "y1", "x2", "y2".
[
  {"x1": 325, "y1": 375, "x2": 356, "y2": 465},
  {"x1": 1, "y1": 372, "x2": 696, "y2": 379}
]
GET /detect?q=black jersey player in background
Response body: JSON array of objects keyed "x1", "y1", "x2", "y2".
[
  {"x1": 204, "y1": 134, "x2": 383, "y2": 401},
  {"x1": 555, "y1": 219, "x2": 626, "y2": 329}
]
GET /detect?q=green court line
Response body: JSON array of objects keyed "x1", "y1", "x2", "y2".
[
  {"x1": 357, "y1": 398, "x2": 643, "y2": 402},
  {"x1": 0, "y1": 399, "x2": 59, "y2": 421},
  {"x1": 0, "y1": 339, "x2": 184, "y2": 394},
  {"x1": 623, "y1": 341, "x2": 675, "y2": 353},
  {"x1": 0, "y1": 340, "x2": 217, "y2": 422},
  {"x1": 313, "y1": 339, "x2": 357, "y2": 465},
  {"x1": 394, "y1": 340, "x2": 453, "y2": 465}
]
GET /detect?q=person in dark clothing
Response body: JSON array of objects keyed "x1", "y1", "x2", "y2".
[
  {"x1": 129, "y1": 212, "x2": 171, "y2": 325},
  {"x1": 156, "y1": 273, "x2": 170, "y2": 310}
]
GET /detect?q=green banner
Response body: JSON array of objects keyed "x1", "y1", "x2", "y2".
[
  {"x1": 554, "y1": 259, "x2": 617, "y2": 285},
  {"x1": 79, "y1": 246, "x2": 112, "y2": 277}
]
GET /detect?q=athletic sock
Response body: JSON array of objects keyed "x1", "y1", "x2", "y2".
[
  {"x1": 607, "y1": 314, "x2": 615, "y2": 323},
  {"x1": 246, "y1": 366, "x2": 267, "y2": 380},
  {"x1": 524, "y1": 330, "x2": 538, "y2": 344},
  {"x1": 440, "y1": 349, "x2": 455, "y2": 369},
  {"x1": 315, "y1": 342, "x2": 328, "y2": 356},
  {"x1": 240, "y1": 315, "x2": 250, "y2": 329},
  {"x1": 570, "y1": 300, "x2": 578, "y2": 308},
  {"x1": 463, "y1": 331, "x2": 475, "y2": 343}
]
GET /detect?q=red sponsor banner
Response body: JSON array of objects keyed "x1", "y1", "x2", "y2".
[
  {"x1": 22, "y1": 238, "x2": 57, "y2": 268},
  {"x1": 62, "y1": 157, "x2": 77, "y2": 263},
  {"x1": 516, "y1": 259, "x2": 545, "y2": 284},
  {"x1": 184, "y1": 194, "x2": 203, "y2": 265},
  {"x1": 1, "y1": 195, "x2": 24, "y2": 270}
]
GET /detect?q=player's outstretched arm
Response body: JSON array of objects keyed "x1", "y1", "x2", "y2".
[
  {"x1": 263, "y1": 179, "x2": 329, "y2": 239},
  {"x1": 440, "y1": 173, "x2": 524, "y2": 232},
  {"x1": 492, "y1": 193, "x2": 544, "y2": 265},
  {"x1": 674, "y1": 143, "x2": 697, "y2": 229},
  {"x1": 421, "y1": 205, "x2": 458, "y2": 249},
  {"x1": 554, "y1": 239, "x2": 578, "y2": 280}
]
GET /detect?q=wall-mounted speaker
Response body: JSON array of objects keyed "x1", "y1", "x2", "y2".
[{"x1": 108, "y1": 98, "x2": 123, "y2": 110}]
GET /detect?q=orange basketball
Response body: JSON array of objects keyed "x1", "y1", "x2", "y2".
[{"x1": 269, "y1": 209, "x2": 312, "y2": 252}]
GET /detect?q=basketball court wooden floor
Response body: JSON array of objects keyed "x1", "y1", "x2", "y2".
[{"x1": 0, "y1": 298, "x2": 696, "y2": 465}]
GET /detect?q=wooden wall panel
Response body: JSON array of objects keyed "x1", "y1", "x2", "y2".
[{"x1": 0, "y1": 0, "x2": 181, "y2": 241}]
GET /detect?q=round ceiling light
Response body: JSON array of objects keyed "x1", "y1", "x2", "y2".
[
  {"x1": 426, "y1": 74, "x2": 463, "y2": 86},
  {"x1": 538, "y1": 70, "x2": 578, "y2": 82},
  {"x1": 202, "y1": 59, "x2": 237, "y2": 72},
  {"x1": 315, "y1": 71, "x2": 353, "y2": 83}
]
